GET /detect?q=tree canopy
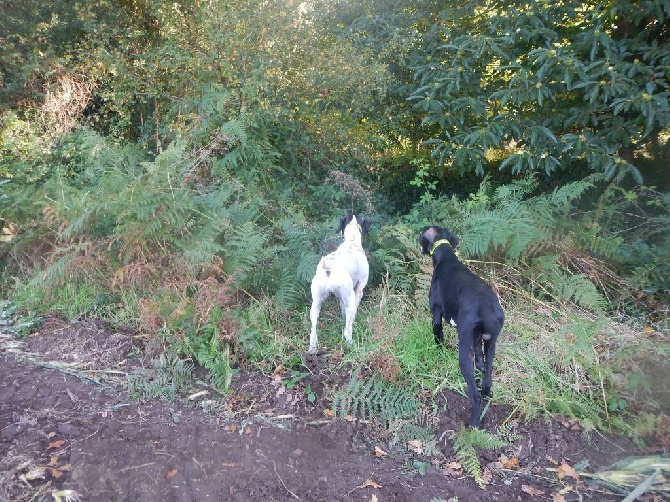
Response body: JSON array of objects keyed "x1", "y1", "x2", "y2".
[
  {"x1": 406, "y1": 0, "x2": 670, "y2": 183},
  {"x1": 2, "y1": 0, "x2": 668, "y2": 188}
]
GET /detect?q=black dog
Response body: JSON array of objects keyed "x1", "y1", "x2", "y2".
[{"x1": 419, "y1": 226, "x2": 505, "y2": 428}]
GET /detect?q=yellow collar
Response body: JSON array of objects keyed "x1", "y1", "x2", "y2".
[{"x1": 430, "y1": 239, "x2": 451, "y2": 256}]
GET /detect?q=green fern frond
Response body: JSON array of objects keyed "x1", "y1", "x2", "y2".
[
  {"x1": 549, "y1": 178, "x2": 595, "y2": 208},
  {"x1": 332, "y1": 375, "x2": 419, "y2": 423},
  {"x1": 184, "y1": 329, "x2": 233, "y2": 392},
  {"x1": 296, "y1": 252, "x2": 321, "y2": 283},
  {"x1": 495, "y1": 421, "x2": 521, "y2": 443},
  {"x1": 462, "y1": 175, "x2": 596, "y2": 262},
  {"x1": 127, "y1": 352, "x2": 194, "y2": 402},
  {"x1": 453, "y1": 427, "x2": 507, "y2": 488},
  {"x1": 553, "y1": 272, "x2": 606, "y2": 310},
  {"x1": 223, "y1": 221, "x2": 268, "y2": 278},
  {"x1": 533, "y1": 256, "x2": 607, "y2": 310},
  {"x1": 275, "y1": 268, "x2": 306, "y2": 311},
  {"x1": 388, "y1": 419, "x2": 441, "y2": 457}
]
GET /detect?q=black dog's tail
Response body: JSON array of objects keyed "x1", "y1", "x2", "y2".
[{"x1": 481, "y1": 308, "x2": 504, "y2": 341}]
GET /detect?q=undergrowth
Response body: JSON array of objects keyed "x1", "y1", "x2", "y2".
[{"x1": 2, "y1": 154, "x2": 668, "y2": 486}]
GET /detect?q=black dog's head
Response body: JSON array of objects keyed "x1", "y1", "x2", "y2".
[
  {"x1": 419, "y1": 226, "x2": 460, "y2": 255},
  {"x1": 336, "y1": 213, "x2": 372, "y2": 236}
]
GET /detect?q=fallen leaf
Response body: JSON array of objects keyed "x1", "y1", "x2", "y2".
[
  {"x1": 443, "y1": 461, "x2": 463, "y2": 476},
  {"x1": 343, "y1": 415, "x2": 357, "y2": 422},
  {"x1": 47, "y1": 439, "x2": 66, "y2": 450},
  {"x1": 48, "y1": 431, "x2": 57, "y2": 438},
  {"x1": 557, "y1": 416, "x2": 580, "y2": 430},
  {"x1": 522, "y1": 484, "x2": 545, "y2": 496},
  {"x1": 360, "y1": 479, "x2": 382, "y2": 489},
  {"x1": 480, "y1": 467, "x2": 493, "y2": 485},
  {"x1": 164, "y1": 468, "x2": 178, "y2": 480},
  {"x1": 323, "y1": 408, "x2": 335, "y2": 417},
  {"x1": 500, "y1": 456, "x2": 520, "y2": 469},
  {"x1": 407, "y1": 439, "x2": 424, "y2": 454},
  {"x1": 48, "y1": 456, "x2": 59, "y2": 466},
  {"x1": 553, "y1": 494, "x2": 566, "y2": 502},
  {"x1": 643, "y1": 326, "x2": 655, "y2": 336},
  {"x1": 225, "y1": 424, "x2": 238, "y2": 433},
  {"x1": 374, "y1": 446, "x2": 387, "y2": 457},
  {"x1": 51, "y1": 489, "x2": 81, "y2": 502},
  {"x1": 50, "y1": 468, "x2": 63, "y2": 479},
  {"x1": 557, "y1": 462, "x2": 579, "y2": 480},
  {"x1": 487, "y1": 460, "x2": 504, "y2": 470},
  {"x1": 22, "y1": 466, "x2": 46, "y2": 481}
]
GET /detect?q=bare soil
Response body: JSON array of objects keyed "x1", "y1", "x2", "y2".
[{"x1": 0, "y1": 317, "x2": 655, "y2": 502}]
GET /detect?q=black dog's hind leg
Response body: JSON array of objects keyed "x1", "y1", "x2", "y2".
[
  {"x1": 458, "y1": 326, "x2": 481, "y2": 428},
  {"x1": 431, "y1": 309, "x2": 444, "y2": 346},
  {"x1": 473, "y1": 333, "x2": 485, "y2": 390},
  {"x1": 481, "y1": 336, "x2": 497, "y2": 398}
]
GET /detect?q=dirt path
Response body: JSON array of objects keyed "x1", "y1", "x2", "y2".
[{"x1": 0, "y1": 318, "x2": 648, "y2": 501}]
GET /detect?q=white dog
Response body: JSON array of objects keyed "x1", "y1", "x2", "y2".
[{"x1": 308, "y1": 214, "x2": 371, "y2": 354}]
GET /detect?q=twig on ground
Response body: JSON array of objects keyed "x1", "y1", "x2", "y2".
[
  {"x1": 622, "y1": 468, "x2": 660, "y2": 502},
  {"x1": 118, "y1": 462, "x2": 156, "y2": 473},
  {"x1": 273, "y1": 461, "x2": 300, "y2": 500},
  {"x1": 193, "y1": 457, "x2": 208, "y2": 478}
]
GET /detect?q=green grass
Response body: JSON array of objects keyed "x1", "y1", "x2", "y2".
[
  {"x1": 13, "y1": 278, "x2": 104, "y2": 319},
  {"x1": 12, "y1": 277, "x2": 143, "y2": 329},
  {"x1": 231, "y1": 282, "x2": 660, "y2": 435}
]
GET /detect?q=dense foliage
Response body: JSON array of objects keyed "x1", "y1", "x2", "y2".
[{"x1": 408, "y1": 0, "x2": 670, "y2": 182}]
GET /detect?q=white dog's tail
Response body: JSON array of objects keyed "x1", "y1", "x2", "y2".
[{"x1": 319, "y1": 255, "x2": 335, "y2": 277}]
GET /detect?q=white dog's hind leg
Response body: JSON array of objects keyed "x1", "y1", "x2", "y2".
[
  {"x1": 340, "y1": 289, "x2": 356, "y2": 346},
  {"x1": 353, "y1": 276, "x2": 368, "y2": 309},
  {"x1": 308, "y1": 288, "x2": 326, "y2": 354}
]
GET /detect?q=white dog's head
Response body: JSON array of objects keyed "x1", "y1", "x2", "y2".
[{"x1": 336, "y1": 213, "x2": 372, "y2": 242}]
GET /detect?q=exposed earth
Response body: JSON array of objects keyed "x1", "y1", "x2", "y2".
[{"x1": 0, "y1": 316, "x2": 663, "y2": 502}]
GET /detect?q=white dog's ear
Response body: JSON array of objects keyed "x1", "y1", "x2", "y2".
[
  {"x1": 358, "y1": 217, "x2": 372, "y2": 235},
  {"x1": 336, "y1": 213, "x2": 354, "y2": 235}
]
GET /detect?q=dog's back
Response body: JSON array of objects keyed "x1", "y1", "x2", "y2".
[
  {"x1": 314, "y1": 240, "x2": 368, "y2": 293},
  {"x1": 429, "y1": 248, "x2": 502, "y2": 328}
]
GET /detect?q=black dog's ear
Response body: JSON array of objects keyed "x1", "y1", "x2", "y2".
[
  {"x1": 419, "y1": 226, "x2": 437, "y2": 255},
  {"x1": 445, "y1": 229, "x2": 460, "y2": 248},
  {"x1": 358, "y1": 216, "x2": 372, "y2": 235},
  {"x1": 419, "y1": 226, "x2": 460, "y2": 254}
]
